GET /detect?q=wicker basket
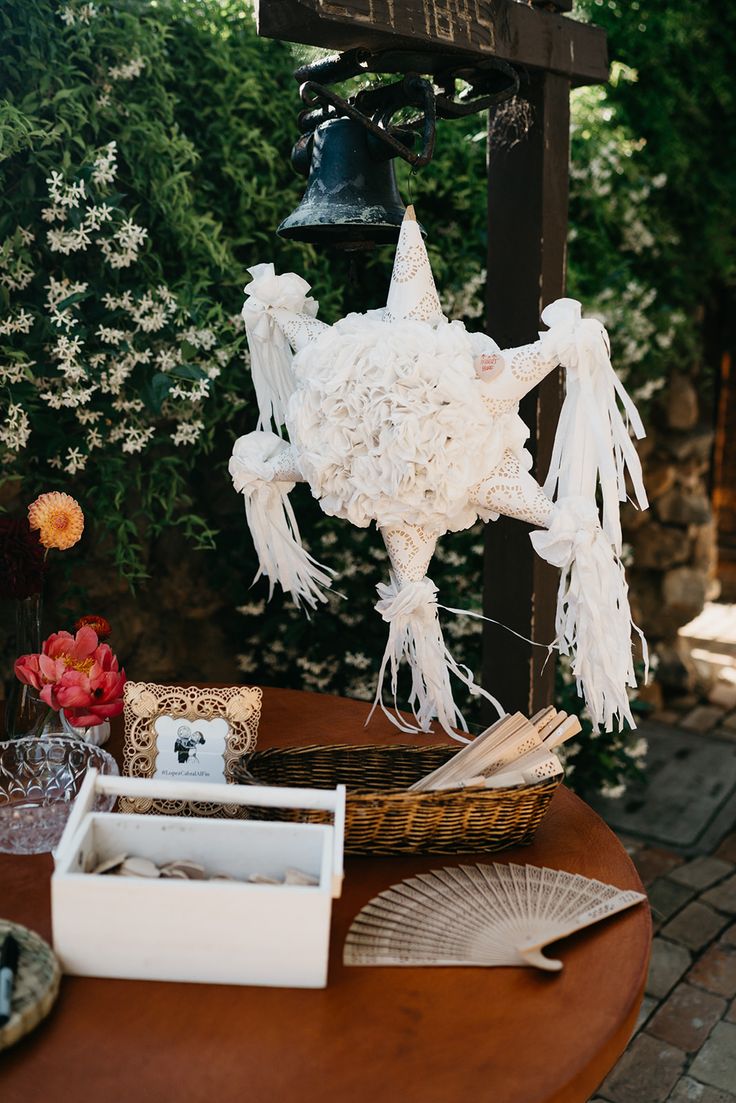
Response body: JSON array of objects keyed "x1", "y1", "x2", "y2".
[{"x1": 235, "y1": 743, "x2": 561, "y2": 855}]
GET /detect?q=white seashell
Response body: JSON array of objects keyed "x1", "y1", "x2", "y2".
[
  {"x1": 119, "y1": 856, "x2": 161, "y2": 879},
  {"x1": 91, "y1": 852, "x2": 127, "y2": 875},
  {"x1": 247, "y1": 873, "x2": 282, "y2": 885},
  {"x1": 159, "y1": 860, "x2": 206, "y2": 880},
  {"x1": 284, "y1": 868, "x2": 319, "y2": 886}
]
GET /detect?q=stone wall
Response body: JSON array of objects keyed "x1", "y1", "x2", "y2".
[{"x1": 623, "y1": 373, "x2": 718, "y2": 699}]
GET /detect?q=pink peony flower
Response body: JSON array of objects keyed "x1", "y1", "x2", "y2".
[{"x1": 14, "y1": 626, "x2": 126, "y2": 728}]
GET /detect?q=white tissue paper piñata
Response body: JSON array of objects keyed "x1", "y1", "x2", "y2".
[{"x1": 230, "y1": 206, "x2": 649, "y2": 741}]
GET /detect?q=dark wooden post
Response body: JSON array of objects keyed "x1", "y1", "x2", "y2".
[{"x1": 482, "y1": 70, "x2": 570, "y2": 716}]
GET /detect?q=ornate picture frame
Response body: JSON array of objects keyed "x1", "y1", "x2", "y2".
[{"x1": 120, "y1": 681, "x2": 262, "y2": 817}]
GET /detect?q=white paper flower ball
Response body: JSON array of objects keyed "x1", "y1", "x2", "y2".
[{"x1": 287, "y1": 312, "x2": 514, "y2": 534}]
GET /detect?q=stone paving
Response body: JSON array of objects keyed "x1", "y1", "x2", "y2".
[{"x1": 589, "y1": 702, "x2": 736, "y2": 1103}]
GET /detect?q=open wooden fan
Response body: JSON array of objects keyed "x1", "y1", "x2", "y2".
[{"x1": 344, "y1": 862, "x2": 645, "y2": 972}]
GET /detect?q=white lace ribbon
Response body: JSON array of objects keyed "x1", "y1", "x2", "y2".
[
  {"x1": 530, "y1": 495, "x2": 648, "y2": 732},
  {"x1": 369, "y1": 576, "x2": 505, "y2": 742},
  {"x1": 540, "y1": 298, "x2": 648, "y2": 554}
]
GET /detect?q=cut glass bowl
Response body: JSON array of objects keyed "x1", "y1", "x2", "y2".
[{"x1": 0, "y1": 737, "x2": 119, "y2": 855}]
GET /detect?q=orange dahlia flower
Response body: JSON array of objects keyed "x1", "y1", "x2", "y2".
[
  {"x1": 75, "y1": 614, "x2": 112, "y2": 640},
  {"x1": 28, "y1": 492, "x2": 84, "y2": 551}
]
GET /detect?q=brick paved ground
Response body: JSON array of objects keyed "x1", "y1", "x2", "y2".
[{"x1": 589, "y1": 702, "x2": 736, "y2": 1103}]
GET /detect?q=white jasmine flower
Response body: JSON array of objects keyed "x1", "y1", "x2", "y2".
[
  {"x1": 236, "y1": 601, "x2": 266, "y2": 616},
  {"x1": 345, "y1": 652, "x2": 371, "y2": 670},
  {"x1": 0, "y1": 308, "x2": 33, "y2": 336},
  {"x1": 156, "y1": 346, "x2": 180, "y2": 371},
  {"x1": 116, "y1": 219, "x2": 147, "y2": 251},
  {"x1": 41, "y1": 205, "x2": 66, "y2": 223},
  {"x1": 40, "y1": 390, "x2": 64, "y2": 409},
  {"x1": 108, "y1": 56, "x2": 145, "y2": 81},
  {"x1": 76, "y1": 408, "x2": 103, "y2": 425},
  {"x1": 111, "y1": 396, "x2": 144, "y2": 413},
  {"x1": 65, "y1": 446, "x2": 87, "y2": 473},
  {"x1": 0, "y1": 361, "x2": 30, "y2": 384},
  {"x1": 0, "y1": 404, "x2": 31, "y2": 451},
  {"x1": 91, "y1": 142, "x2": 117, "y2": 188},
  {"x1": 95, "y1": 325, "x2": 126, "y2": 345},
  {"x1": 599, "y1": 782, "x2": 626, "y2": 800},
  {"x1": 121, "y1": 425, "x2": 155, "y2": 454},
  {"x1": 45, "y1": 275, "x2": 88, "y2": 308},
  {"x1": 171, "y1": 419, "x2": 204, "y2": 446}
]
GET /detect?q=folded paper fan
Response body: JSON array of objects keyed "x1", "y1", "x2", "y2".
[{"x1": 344, "y1": 863, "x2": 645, "y2": 972}]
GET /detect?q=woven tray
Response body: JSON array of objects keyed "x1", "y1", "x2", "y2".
[
  {"x1": 0, "y1": 920, "x2": 60, "y2": 1051},
  {"x1": 235, "y1": 744, "x2": 561, "y2": 855}
]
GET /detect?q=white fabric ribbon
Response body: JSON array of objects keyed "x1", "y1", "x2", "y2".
[
  {"x1": 242, "y1": 263, "x2": 319, "y2": 432},
  {"x1": 244, "y1": 263, "x2": 316, "y2": 316},
  {"x1": 530, "y1": 496, "x2": 648, "y2": 732},
  {"x1": 540, "y1": 298, "x2": 648, "y2": 554},
  {"x1": 529, "y1": 495, "x2": 600, "y2": 567},
  {"x1": 369, "y1": 576, "x2": 505, "y2": 742},
  {"x1": 229, "y1": 430, "x2": 333, "y2": 611},
  {"x1": 229, "y1": 430, "x2": 293, "y2": 492}
]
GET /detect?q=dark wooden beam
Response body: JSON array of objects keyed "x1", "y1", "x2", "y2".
[
  {"x1": 255, "y1": 1, "x2": 608, "y2": 85},
  {"x1": 482, "y1": 69, "x2": 569, "y2": 716}
]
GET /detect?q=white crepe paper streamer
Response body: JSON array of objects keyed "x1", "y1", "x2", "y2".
[
  {"x1": 229, "y1": 431, "x2": 333, "y2": 611},
  {"x1": 540, "y1": 298, "x2": 648, "y2": 554},
  {"x1": 369, "y1": 576, "x2": 505, "y2": 742},
  {"x1": 242, "y1": 263, "x2": 319, "y2": 433},
  {"x1": 530, "y1": 496, "x2": 648, "y2": 732}
]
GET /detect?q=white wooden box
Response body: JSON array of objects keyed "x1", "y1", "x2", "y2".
[{"x1": 52, "y1": 771, "x2": 345, "y2": 989}]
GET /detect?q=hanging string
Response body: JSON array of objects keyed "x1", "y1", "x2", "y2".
[{"x1": 407, "y1": 166, "x2": 418, "y2": 208}]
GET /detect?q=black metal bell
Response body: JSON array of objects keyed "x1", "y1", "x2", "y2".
[{"x1": 278, "y1": 117, "x2": 409, "y2": 248}]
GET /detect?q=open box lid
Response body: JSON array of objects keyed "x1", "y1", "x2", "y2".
[{"x1": 54, "y1": 769, "x2": 346, "y2": 898}]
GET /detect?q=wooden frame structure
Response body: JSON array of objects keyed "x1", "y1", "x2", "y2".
[{"x1": 255, "y1": 0, "x2": 609, "y2": 716}]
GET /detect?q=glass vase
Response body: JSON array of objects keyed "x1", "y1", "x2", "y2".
[
  {"x1": 9, "y1": 697, "x2": 110, "y2": 747},
  {"x1": 5, "y1": 592, "x2": 44, "y2": 740},
  {"x1": 21, "y1": 700, "x2": 71, "y2": 739}
]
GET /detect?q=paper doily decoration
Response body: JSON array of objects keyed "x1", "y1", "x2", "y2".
[{"x1": 0, "y1": 920, "x2": 60, "y2": 1051}]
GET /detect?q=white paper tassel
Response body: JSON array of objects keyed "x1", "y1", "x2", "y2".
[
  {"x1": 369, "y1": 576, "x2": 505, "y2": 742},
  {"x1": 229, "y1": 431, "x2": 333, "y2": 610},
  {"x1": 243, "y1": 482, "x2": 333, "y2": 610},
  {"x1": 540, "y1": 298, "x2": 648, "y2": 554},
  {"x1": 530, "y1": 497, "x2": 647, "y2": 732},
  {"x1": 241, "y1": 263, "x2": 320, "y2": 432}
]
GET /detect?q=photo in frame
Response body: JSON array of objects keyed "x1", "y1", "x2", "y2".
[{"x1": 120, "y1": 682, "x2": 262, "y2": 817}]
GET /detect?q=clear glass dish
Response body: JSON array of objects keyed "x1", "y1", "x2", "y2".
[{"x1": 0, "y1": 737, "x2": 119, "y2": 854}]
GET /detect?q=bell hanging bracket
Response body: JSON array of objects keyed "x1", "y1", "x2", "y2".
[{"x1": 278, "y1": 48, "x2": 520, "y2": 247}]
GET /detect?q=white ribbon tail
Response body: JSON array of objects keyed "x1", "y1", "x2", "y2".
[
  {"x1": 530, "y1": 498, "x2": 648, "y2": 732},
  {"x1": 368, "y1": 577, "x2": 506, "y2": 743},
  {"x1": 244, "y1": 314, "x2": 296, "y2": 434},
  {"x1": 542, "y1": 309, "x2": 648, "y2": 554},
  {"x1": 243, "y1": 481, "x2": 333, "y2": 612}
]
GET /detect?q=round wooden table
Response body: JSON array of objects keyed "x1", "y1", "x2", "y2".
[{"x1": 0, "y1": 688, "x2": 650, "y2": 1103}]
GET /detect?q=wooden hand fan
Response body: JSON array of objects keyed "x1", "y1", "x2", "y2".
[{"x1": 344, "y1": 863, "x2": 645, "y2": 973}]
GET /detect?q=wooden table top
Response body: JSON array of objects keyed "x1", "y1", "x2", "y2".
[{"x1": 0, "y1": 687, "x2": 651, "y2": 1103}]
